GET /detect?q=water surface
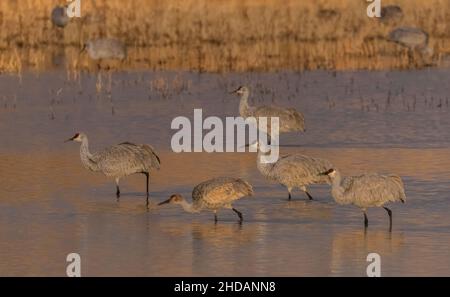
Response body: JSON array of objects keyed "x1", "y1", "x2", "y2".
[{"x1": 0, "y1": 70, "x2": 449, "y2": 276}]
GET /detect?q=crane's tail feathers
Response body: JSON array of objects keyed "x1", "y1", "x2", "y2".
[
  {"x1": 287, "y1": 108, "x2": 306, "y2": 132},
  {"x1": 238, "y1": 179, "x2": 254, "y2": 197},
  {"x1": 140, "y1": 144, "x2": 161, "y2": 170},
  {"x1": 389, "y1": 174, "x2": 406, "y2": 203}
]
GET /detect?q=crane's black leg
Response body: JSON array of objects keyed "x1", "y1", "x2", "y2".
[
  {"x1": 144, "y1": 172, "x2": 149, "y2": 206},
  {"x1": 115, "y1": 178, "x2": 121, "y2": 200},
  {"x1": 233, "y1": 208, "x2": 243, "y2": 223},
  {"x1": 364, "y1": 212, "x2": 369, "y2": 228},
  {"x1": 305, "y1": 191, "x2": 314, "y2": 201},
  {"x1": 214, "y1": 212, "x2": 218, "y2": 224},
  {"x1": 383, "y1": 207, "x2": 393, "y2": 232},
  {"x1": 287, "y1": 187, "x2": 293, "y2": 200}
]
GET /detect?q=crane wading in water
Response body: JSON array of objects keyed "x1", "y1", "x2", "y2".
[
  {"x1": 66, "y1": 132, "x2": 160, "y2": 205},
  {"x1": 158, "y1": 177, "x2": 253, "y2": 223},
  {"x1": 319, "y1": 168, "x2": 406, "y2": 230},
  {"x1": 230, "y1": 86, "x2": 305, "y2": 135},
  {"x1": 250, "y1": 141, "x2": 333, "y2": 201}
]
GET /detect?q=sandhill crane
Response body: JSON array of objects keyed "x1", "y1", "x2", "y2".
[
  {"x1": 65, "y1": 132, "x2": 160, "y2": 205},
  {"x1": 51, "y1": 6, "x2": 69, "y2": 28},
  {"x1": 80, "y1": 39, "x2": 127, "y2": 60},
  {"x1": 316, "y1": 9, "x2": 340, "y2": 21},
  {"x1": 230, "y1": 86, "x2": 305, "y2": 135},
  {"x1": 388, "y1": 27, "x2": 433, "y2": 63},
  {"x1": 250, "y1": 141, "x2": 333, "y2": 201},
  {"x1": 158, "y1": 177, "x2": 253, "y2": 223},
  {"x1": 380, "y1": 5, "x2": 403, "y2": 23},
  {"x1": 319, "y1": 168, "x2": 406, "y2": 230}
]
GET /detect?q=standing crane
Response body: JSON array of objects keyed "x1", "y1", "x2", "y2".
[
  {"x1": 388, "y1": 27, "x2": 433, "y2": 64},
  {"x1": 158, "y1": 177, "x2": 254, "y2": 223},
  {"x1": 80, "y1": 38, "x2": 127, "y2": 60},
  {"x1": 65, "y1": 132, "x2": 160, "y2": 206},
  {"x1": 250, "y1": 141, "x2": 333, "y2": 201},
  {"x1": 230, "y1": 86, "x2": 305, "y2": 135},
  {"x1": 319, "y1": 168, "x2": 406, "y2": 230}
]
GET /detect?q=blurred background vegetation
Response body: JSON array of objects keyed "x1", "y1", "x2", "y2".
[{"x1": 0, "y1": 0, "x2": 449, "y2": 73}]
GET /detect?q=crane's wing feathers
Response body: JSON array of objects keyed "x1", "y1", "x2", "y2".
[
  {"x1": 91, "y1": 142, "x2": 160, "y2": 177},
  {"x1": 192, "y1": 177, "x2": 253, "y2": 208},
  {"x1": 271, "y1": 154, "x2": 333, "y2": 185},
  {"x1": 252, "y1": 105, "x2": 305, "y2": 132},
  {"x1": 342, "y1": 174, "x2": 406, "y2": 206}
]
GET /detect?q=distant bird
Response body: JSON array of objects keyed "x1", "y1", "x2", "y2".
[
  {"x1": 380, "y1": 5, "x2": 403, "y2": 23},
  {"x1": 80, "y1": 39, "x2": 127, "y2": 64},
  {"x1": 316, "y1": 9, "x2": 340, "y2": 21},
  {"x1": 250, "y1": 141, "x2": 333, "y2": 200},
  {"x1": 319, "y1": 168, "x2": 406, "y2": 230},
  {"x1": 51, "y1": 6, "x2": 69, "y2": 28},
  {"x1": 388, "y1": 27, "x2": 434, "y2": 62},
  {"x1": 230, "y1": 86, "x2": 305, "y2": 135},
  {"x1": 158, "y1": 177, "x2": 253, "y2": 223},
  {"x1": 66, "y1": 132, "x2": 160, "y2": 205}
]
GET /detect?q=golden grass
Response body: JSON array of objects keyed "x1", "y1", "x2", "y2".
[{"x1": 0, "y1": 0, "x2": 449, "y2": 73}]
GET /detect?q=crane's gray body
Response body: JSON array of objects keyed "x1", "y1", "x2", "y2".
[
  {"x1": 51, "y1": 6, "x2": 69, "y2": 28},
  {"x1": 75, "y1": 132, "x2": 159, "y2": 182},
  {"x1": 237, "y1": 87, "x2": 305, "y2": 134},
  {"x1": 256, "y1": 146, "x2": 332, "y2": 197},
  {"x1": 192, "y1": 177, "x2": 254, "y2": 211},
  {"x1": 80, "y1": 141, "x2": 160, "y2": 178},
  {"x1": 330, "y1": 171, "x2": 406, "y2": 210},
  {"x1": 85, "y1": 39, "x2": 127, "y2": 60},
  {"x1": 388, "y1": 27, "x2": 429, "y2": 49}
]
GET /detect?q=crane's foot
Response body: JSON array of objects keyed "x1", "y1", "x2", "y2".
[
  {"x1": 116, "y1": 186, "x2": 120, "y2": 200},
  {"x1": 305, "y1": 191, "x2": 314, "y2": 201},
  {"x1": 233, "y1": 208, "x2": 243, "y2": 223}
]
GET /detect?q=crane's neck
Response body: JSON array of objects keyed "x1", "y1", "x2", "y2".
[
  {"x1": 256, "y1": 148, "x2": 276, "y2": 178},
  {"x1": 79, "y1": 137, "x2": 99, "y2": 172},
  {"x1": 179, "y1": 200, "x2": 198, "y2": 213},
  {"x1": 239, "y1": 91, "x2": 251, "y2": 117},
  {"x1": 330, "y1": 172, "x2": 349, "y2": 205}
]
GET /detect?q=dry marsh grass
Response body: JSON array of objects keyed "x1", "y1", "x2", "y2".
[{"x1": 0, "y1": 0, "x2": 449, "y2": 73}]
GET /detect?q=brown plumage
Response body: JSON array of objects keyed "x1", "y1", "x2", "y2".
[{"x1": 158, "y1": 177, "x2": 253, "y2": 223}]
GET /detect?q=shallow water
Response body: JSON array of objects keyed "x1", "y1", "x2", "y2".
[{"x1": 0, "y1": 70, "x2": 450, "y2": 276}]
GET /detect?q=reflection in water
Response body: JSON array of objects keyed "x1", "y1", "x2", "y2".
[
  {"x1": 1, "y1": 71, "x2": 450, "y2": 276},
  {"x1": 329, "y1": 229, "x2": 405, "y2": 276}
]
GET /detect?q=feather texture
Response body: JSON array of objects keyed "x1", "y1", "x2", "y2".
[
  {"x1": 238, "y1": 86, "x2": 305, "y2": 133},
  {"x1": 192, "y1": 177, "x2": 254, "y2": 211},
  {"x1": 77, "y1": 133, "x2": 160, "y2": 179},
  {"x1": 256, "y1": 146, "x2": 333, "y2": 196},
  {"x1": 330, "y1": 170, "x2": 406, "y2": 209}
]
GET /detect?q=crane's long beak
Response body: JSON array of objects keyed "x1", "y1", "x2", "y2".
[
  {"x1": 229, "y1": 87, "x2": 240, "y2": 94},
  {"x1": 64, "y1": 136, "x2": 75, "y2": 143},
  {"x1": 319, "y1": 169, "x2": 334, "y2": 176},
  {"x1": 158, "y1": 199, "x2": 171, "y2": 206}
]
